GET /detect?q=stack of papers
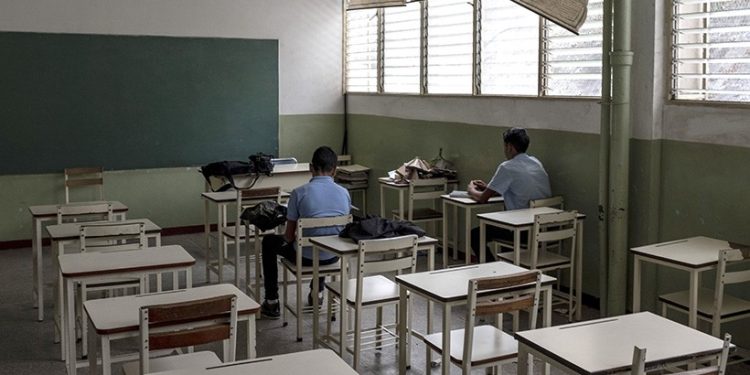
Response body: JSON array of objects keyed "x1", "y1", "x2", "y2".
[{"x1": 336, "y1": 164, "x2": 370, "y2": 189}]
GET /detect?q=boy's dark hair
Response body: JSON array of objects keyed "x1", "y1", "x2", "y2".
[
  {"x1": 311, "y1": 146, "x2": 338, "y2": 173},
  {"x1": 502, "y1": 127, "x2": 530, "y2": 153}
]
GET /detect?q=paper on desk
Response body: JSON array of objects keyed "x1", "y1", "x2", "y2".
[
  {"x1": 449, "y1": 190, "x2": 470, "y2": 199},
  {"x1": 511, "y1": 0, "x2": 588, "y2": 34}
]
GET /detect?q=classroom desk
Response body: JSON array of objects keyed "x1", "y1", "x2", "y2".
[
  {"x1": 59, "y1": 245, "x2": 195, "y2": 375},
  {"x1": 441, "y1": 194, "x2": 504, "y2": 268},
  {"x1": 309, "y1": 235, "x2": 438, "y2": 360},
  {"x1": 378, "y1": 177, "x2": 458, "y2": 219},
  {"x1": 28, "y1": 201, "x2": 128, "y2": 322},
  {"x1": 84, "y1": 284, "x2": 260, "y2": 375},
  {"x1": 395, "y1": 262, "x2": 556, "y2": 375},
  {"x1": 145, "y1": 349, "x2": 355, "y2": 375},
  {"x1": 631, "y1": 236, "x2": 742, "y2": 329},
  {"x1": 47, "y1": 218, "x2": 162, "y2": 350},
  {"x1": 201, "y1": 190, "x2": 290, "y2": 285},
  {"x1": 515, "y1": 312, "x2": 731, "y2": 375},
  {"x1": 477, "y1": 207, "x2": 586, "y2": 321}
]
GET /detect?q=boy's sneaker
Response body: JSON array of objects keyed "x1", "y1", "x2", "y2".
[
  {"x1": 260, "y1": 300, "x2": 280, "y2": 319},
  {"x1": 307, "y1": 291, "x2": 324, "y2": 307}
]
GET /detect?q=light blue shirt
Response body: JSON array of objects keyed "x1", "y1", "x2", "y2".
[
  {"x1": 287, "y1": 176, "x2": 351, "y2": 260},
  {"x1": 487, "y1": 153, "x2": 551, "y2": 210}
]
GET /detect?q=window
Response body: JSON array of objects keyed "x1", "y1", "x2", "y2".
[
  {"x1": 541, "y1": 0, "x2": 603, "y2": 97},
  {"x1": 346, "y1": 8, "x2": 379, "y2": 93},
  {"x1": 427, "y1": 0, "x2": 473, "y2": 94},
  {"x1": 384, "y1": 1, "x2": 421, "y2": 93},
  {"x1": 481, "y1": 0, "x2": 539, "y2": 95},
  {"x1": 344, "y1": 0, "x2": 603, "y2": 97},
  {"x1": 672, "y1": 0, "x2": 750, "y2": 102}
]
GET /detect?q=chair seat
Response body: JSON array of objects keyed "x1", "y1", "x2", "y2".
[
  {"x1": 325, "y1": 275, "x2": 400, "y2": 306},
  {"x1": 280, "y1": 258, "x2": 342, "y2": 275},
  {"x1": 423, "y1": 325, "x2": 518, "y2": 367},
  {"x1": 497, "y1": 250, "x2": 570, "y2": 269},
  {"x1": 121, "y1": 350, "x2": 222, "y2": 375},
  {"x1": 392, "y1": 207, "x2": 443, "y2": 221},
  {"x1": 659, "y1": 288, "x2": 750, "y2": 320}
]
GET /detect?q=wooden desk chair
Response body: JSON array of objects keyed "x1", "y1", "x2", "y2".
[
  {"x1": 490, "y1": 195, "x2": 564, "y2": 256},
  {"x1": 497, "y1": 211, "x2": 577, "y2": 321},
  {"x1": 78, "y1": 221, "x2": 147, "y2": 357},
  {"x1": 216, "y1": 187, "x2": 281, "y2": 286},
  {"x1": 324, "y1": 235, "x2": 419, "y2": 371},
  {"x1": 392, "y1": 178, "x2": 447, "y2": 235},
  {"x1": 280, "y1": 215, "x2": 352, "y2": 341},
  {"x1": 423, "y1": 270, "x2": 542, "y2": 374},
  {"x1": 64, "y1": 167, "x2": 104, "y2": 203},
  {"x1": 122, "y1": 294, "x2": 238, "y2": 375},
  {"x1": 659, "y1": 248, "x2": 750, "y2": 338},
  {"x1": 631, "y1": 333, "x2": 732, "y2": 375},
  {"x1": 337, "y1": 154, "x2": 352, "y2": 165}
]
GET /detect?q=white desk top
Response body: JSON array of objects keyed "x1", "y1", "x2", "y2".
[
  {"x1": 395, "y1": 261, "x2": 555, "y2": 303},
  {"x1": 271, "y1": 162, "x2": 310, "y2": 174},
  {"x1": 201, "y1": 190, "x2": 291, "y2": 203},
  {"x1": 309, "y1": 235, "x2": 439, "y2": 256},
  {"x1": 146, "y1": 349, "x2": 356, "y2": 375},
  {"x1": 515, "y1": 312, "x2": 728, "y2": 375},
  {"x1": 58, "y1": 245, "x2": 195, "y2": 278},
  {"x1": 478, "y1": 207, "x2": 586, "y2": 227},
  {"x1": 441, "y1": 194, "x2": 504, "y2": 205},
  {"x1": 630, "y1": 236, "x2": 735, "y2": 268},
  {"x1": 29, "y1": 201, "x2": 128, "y2": 217},
  {"x1": 84, "y1": 284, "x2": 260, "y2": 335},
  {"x1": 46, "y1": 218, "x2": 161, "y2": 240}
]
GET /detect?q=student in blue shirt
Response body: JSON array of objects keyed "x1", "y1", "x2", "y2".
[
  {"x1": 260, "y1": 146, "x2": 351, "y2": 319},
  {"x1": 467, "y1": 128, "x2": 551, "y2": 261}
]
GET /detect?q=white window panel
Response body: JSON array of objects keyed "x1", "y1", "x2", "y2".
[
  {"x1": 427, "y1": 0, "x2": 474, "y2": 94},
  {"x1": 672, "y1": 0, "x2": 750, "y2": 102},
  {"x1": 384, "y1": 1, "x2": 421, "y2": 93},
  {"x1": 481, "y1": 0, "x2": 539, "y2": 95},
  {"x1": 346, "y1": 8, "x2": 379, "y2": 93},
  {"x1": 542, "y1": 0, "x2": 603, "y2": 97}
]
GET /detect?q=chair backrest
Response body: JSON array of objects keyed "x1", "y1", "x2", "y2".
[
  {"x1": 139, "y1": 294, "x2": 238, "y2": 374},
  {"x1": 529, "y1": 211, "x2": 578, "y2": 269},
  {"x1": 56, "y1": 202, "x2": 114, "y2": 224},
  {"x1": 80, "y1": 222, "x2": 147, "y2": 253},
  {"x1": 356, "y1": 235, "x2": 419, "y2": 277},
  {"x1": 407, "y1": 178, "x2": 448, "y2": 220},
  {"x1": 530, "y1": 195, "x2": 564, "y2": 209},
  {"x1": 295, "y1": 215, "x2": 354, "y2": 247},
  {"x1": 463, "y1": 270, "x2": 542, "y2": 366},
  {"x1": 713, "y1": 248, "x2": 750, "y2": 335},
  {"x1": 631, "y1": 333, "x2": 731, "y2": 375},
  {"x1": 234, "y1": 186, "x2": 282, "y2": 226},
  {"x1": 337, "y1": 154, "x2": 352, "y2": 166},
  {"x1": 64, "y1": 167, "x2": 104, "y2": 203}
]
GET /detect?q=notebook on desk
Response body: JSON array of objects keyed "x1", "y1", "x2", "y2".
[{"x1": 449, "y1": 190, "x2": 470, "y2": 199}]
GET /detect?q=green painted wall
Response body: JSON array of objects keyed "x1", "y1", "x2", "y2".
[
  {"x1": 279, "y1": 114, "x2": 345, "y2": 161},
  {"x1": 0, "y1": 114, "x2": 343, "y2": 243}
]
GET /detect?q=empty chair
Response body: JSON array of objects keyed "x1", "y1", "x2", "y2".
[
  {"x1": 216, "y1": 186, "x2": 281, "y2": 286},
  {"x1": 659, "y1": 248, "x2": 750, "y2": 337},
  {"x1": 77, "y1": 221, "x2": 147, "y2": 357},
  {"x1": 280, "y1": 215, "x2": 352, "y2": 341},
  {"x1": 121, "y1": 294, "x2": 238, "y2": 375},
  {"x1": 490, "y1": 195, "x2": 564, "y2": 256},
  {"x1": 324, "y1": 235, "x2": 419, "y2": 371},
  {"x1": 422, "y1": 270, "x2": 542, "y2": 374},
  {"x1": 392, "y1": 178, "x2": 447, "y2": 235},
  {"x1": 498, "y1": 211, "x2": 577, "y2": 321},
  {"x1": 64, "y1": 167, "x2": 104, "y2": 203},
  {"x1": 631, "y1": 333, "x2": 731, "y2": 375},
  {"x1": 57, "y1": 201, "x2": 113, "y2": 224}
]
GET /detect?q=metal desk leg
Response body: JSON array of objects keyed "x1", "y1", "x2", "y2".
[
  {"x1": 479, "y1": 221, "x2": 486, "y2": 264},
  {"x1": 33, "y1": 217, "x2": 44, "y2": 321},
  {"x1": 689, "y1": 270, "x2": 699, "y2": 328},
  {"x1": 65, "y1": 277, "x2": 77, "y2": 375},
  {"x1": 442, "y1": 200, "x2": 448, "y2": 269},
  {"x1": 398, "y1": 287, "x2": 408, "y2": 375},
  {"x1": 339, "y1": 255, "x2": 350, "y2": 358},
  {"x1": 312, "y1": 246, "x2": 320, "y2": 350},
  {"x1": 398, "y1": 189, "x2": 404, "y2": 219},
  {"x1": 102, "y1": 335, "x2": 111, "y2": 375},
  {"x1": 463, "y1": 206, "x2": 470, "y2": 264},
  {"x1": 441, "y1": 304, "x2": 452, "y2": 375},
  {"x1": 633, "y1": 255, "x2": 642, "y2": 313},
  {"x1": 88, "y1": 317, "x2": 98, "y2": 375},
  {"x1": 247, "y1": 316, "x2": 256, "y2": 359},
  {"x1": 518, "y1": 343, "x2": 531, "y2": 375},
  {"x1": 380, "y1": 185, "x2": 386, "y2": 217},
  {"x1": 576, "y1": 221, "x2": 584, "y2": 321},
  {"x1": 204, "y1": 196, "x2": 211, "y2": 282},
  {"x1": 216, "y1": 204, "x2": 225, "y2": 283}
]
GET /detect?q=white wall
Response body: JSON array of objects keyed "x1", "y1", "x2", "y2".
[{"x1": 0, "y1": 0, "x2": 343, "y2": 115}]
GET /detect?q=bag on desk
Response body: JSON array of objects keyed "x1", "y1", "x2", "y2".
[
  {"x1": 339, "y1": 215, "x2": 425, "y2": 242},
  {"x1": 241, "y1": 201, "x2": 287, "y2": 231},
  {"x1": 200, "y1": 161, "x2": 255, "y2": 192}
]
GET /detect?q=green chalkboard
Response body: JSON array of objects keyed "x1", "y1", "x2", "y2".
[{"x1": 0, "y1": 32, "x2": 278, "y2": 174}]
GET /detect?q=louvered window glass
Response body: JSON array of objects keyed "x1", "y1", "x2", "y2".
[
  {"x1": 346, "y1": 8, "x2": 379, "y2": 92},
  {"x1": 384, "y1": 2, "x2": 422, "y2": 93},
  {"x1": 427, "y1": 0, "x2": 473, "y2": 94}
]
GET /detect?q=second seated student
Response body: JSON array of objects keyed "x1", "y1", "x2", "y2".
[
  {"x1": 260, "y1": 146, "x2": 351, "y2": 319},
  {"x1": 467, "y1": 127, "x2": 551, "y2": 262}
]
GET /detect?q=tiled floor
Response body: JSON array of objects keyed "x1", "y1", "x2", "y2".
[{"x1": 0, "y1": 233, "x2": 747, "y2": 374}]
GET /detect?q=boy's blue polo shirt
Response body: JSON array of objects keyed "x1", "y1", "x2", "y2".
[{"x1": 287, "y1": 176, "x2": 351, "y2": 260}]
